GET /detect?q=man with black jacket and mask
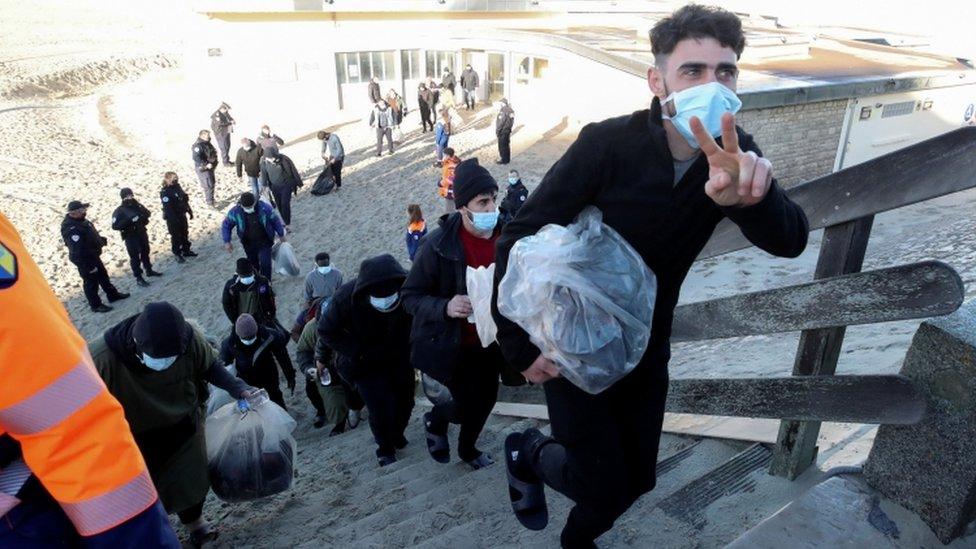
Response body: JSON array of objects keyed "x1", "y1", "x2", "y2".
[
  {"x1": 258, "y1": 146, "x2": 302, "y2": 229},
  {"x1": 210, "y1": 102, "x2": 235, "y2": 166},
  {"x1": 191, "y1": 129, "x2": 219, "y2": 207},
  {"x1": 160, "y1": 172, "x2": 196, "y2": 263},
  {"x1": 492, "y1": 6, "x2": 810, "y2": 547},
  {"x1": 89, "y1": 301, "x2": 253, "y2": 546},
  {"x1": 61, "y1": 200, "x2": 129, "y2": 312},
  {"x1": 221, "y1": 313, "x2": 295, "y2": 410},
  {"x1": 495, "y1": 98, "x2": 515, "y2": 165},
  {"x1": 402, "y1": 159, "x2": 523, "y2": 472},
  {"x1": 500, "y1": 169, "x2": 528, "y2": 224},
  {"x1": 112, "y1": 188, "x2": 162, "y2": 287},
  {"x1": 236, "y1": 137, "x2": 264, "y2": 199},
  {"x1": 317, "y1": 254, "x2": 414, "y2": 467},
  {"x1": 222, "y1": 258, "x2": 278, "y2": 329}
]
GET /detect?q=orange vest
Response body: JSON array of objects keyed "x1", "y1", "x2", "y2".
[{"x1": 0, "y1": 212, "x2": 158, "y2": 536}]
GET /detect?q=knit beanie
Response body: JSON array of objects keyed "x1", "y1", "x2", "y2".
[
  {"x1": 453, "y1": 158, "x2": 498, "y2": 208},
  {"x1": 132, "y1": 302, "x2": 190, "y2": 358},
  {"x1": 235, "y1": 314, "x2": 259, "y2": 339},
  {"x1": 236, "y1": 258, "x2": 254, "y2": 275}
]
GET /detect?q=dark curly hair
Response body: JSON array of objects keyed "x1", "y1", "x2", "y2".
[{"x1": 650, "y1": 5, "x2": 746, "y2": 64}]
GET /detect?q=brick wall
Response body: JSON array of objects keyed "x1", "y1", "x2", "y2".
[{"x1": 737, "y1": 99, "x2": 849, "y2": 188}]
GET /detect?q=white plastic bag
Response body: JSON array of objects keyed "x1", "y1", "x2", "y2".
[
  {"x1": 497, "y1": 207, "x2": 657, "y2": 394},
  {"x1": 272, "y1": 241, "x2": 301, "y2": 276},
  {"x1": 206, "y1": 389, "x2": 297, "y2": 502},
  {"x1": 465, "y1": 264, "x2": 497, "y2": 348},
  {"x1": 205, "y1": 363, "x2": 237, "y2": 417}
]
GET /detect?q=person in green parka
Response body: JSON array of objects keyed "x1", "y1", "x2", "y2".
[{"x1": 89, "y1": 301, "x2": 253, "y2": 547}]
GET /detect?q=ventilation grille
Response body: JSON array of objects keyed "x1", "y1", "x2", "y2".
[{"x1": 881, "y1": 101, "x2": 916, "y2": 118}]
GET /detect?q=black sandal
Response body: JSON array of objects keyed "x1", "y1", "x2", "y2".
[
  {"x1": 424, "y1": 412, "x2": 450, "y2": 464},
  {"x1": 505, "y1": 432, "x2": 549, "y2": 531}
]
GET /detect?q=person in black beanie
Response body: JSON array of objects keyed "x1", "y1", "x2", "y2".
[
  {"x1": 112, "y1": 187, "x2": 162, "y2": 287},
  {"x1": 402, "y1": 158, "x2": 524, "y2": 471}
]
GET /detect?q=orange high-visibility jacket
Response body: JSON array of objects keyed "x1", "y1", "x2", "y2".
[{"x1": 0, "y1": 211, "x2": 158, "y2": 536}]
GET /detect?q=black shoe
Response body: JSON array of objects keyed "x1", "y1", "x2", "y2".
[
  {"x1": 313, "y1": 415, "x2": 326, "y2": 429},
  {"x1": 184, "y1": 250, "x2": 198, "y2": 257},
  {"x1": 145, "y1": 269, "x2": 163, "y2": 277},
  {"x1": 506, "y1": 429, "x2": 549, "y2": 531},
  {"x1": 91, "y1": 304, "x2": 113, "y2": 313},
  {"x1": 107, "y1": 292, "x2": 129, "y2": 302},
  {"x1": 376, "y1": 153, "x2": 382, "y2": 157},
  {"x1": 378, "y1": 454, "x2": 397, "y2": 467},
  {"x1": 135, "y1": 277, "x2": 150, "y2": 287},
  {"x1": 175, "y1": 255, "x2": 186, "y2": 263},
  {"x1": 329, "y1": 419, "x2": 346, "y2": 437}
]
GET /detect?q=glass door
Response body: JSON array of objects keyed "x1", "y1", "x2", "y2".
[{"x1": 487, "y1": 52, "x2": 505, "y2": 102}]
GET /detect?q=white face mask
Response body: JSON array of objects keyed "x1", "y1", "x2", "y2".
[
  {"x1": 238, "y1": 275, "x2": 255, "y2": 285},
  {"x1": 317, "y1": 265, "x2": 332, "y2": 275},
  {"x1": 141, "y1": 353, "x2": 178, "y2": 371},
  {"x1": 242, "y1": 206, "x2": 255, "y2": 214},
  {"x1": 243, "y1": 144, "x2": 252, "y2": 151},
  {"x1": 240, "y1": 336, "x2": 257, "y2": 346},
  {"x1": 369, "y1": 293, "x2": 399, "y2": 312}
]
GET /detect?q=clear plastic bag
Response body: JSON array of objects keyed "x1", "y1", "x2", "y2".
[
  {"x1": 271, "y1": 241, "x2": 301, "y2": 276},
  {"x1": 205, "y1": 363, "x2": 237, "y2": 417},
  {"x1": 465, "y1": 264, "x2": 497, "y2": 348},
  {"x1": 206, "y1": 389, "x2": 297, "y2": 502},
  {"x1": 497, "y1": 207, "x2": 657, "y2": 394}
]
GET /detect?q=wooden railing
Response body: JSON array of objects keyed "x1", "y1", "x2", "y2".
[{"x1": 493, "y1": 126, "x2": 975, "y2": 480}]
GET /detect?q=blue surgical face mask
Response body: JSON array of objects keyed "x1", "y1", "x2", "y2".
[
  {"x1": 508, "y1": 177, "x2": 518, "y2": 185},
  {"x1": 240, "y1": 336, "x2": 257, "y2": 346},
  {"x1": 317, "y1": 265, "x2": 332, "y2": 275},
  {"x1": 661, "y1": 81, "x2": 742, "y2": 149},
  {"x1": 469, "y1": 209, "x2": 499, "y2": 233},
  {"x1": 141, "y1": 353, "x2": 178, "y2": 371},
  {"x1": 239, "y1": 275, "x2": 255, "y2": 285},
  {"x1": 369, "y1": 293, "x2": 399, "y2": 312}
]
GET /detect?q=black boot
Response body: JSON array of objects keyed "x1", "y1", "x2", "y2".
[
  {"x1": 107, "y1": 291, "x2": 130, "y2": 302},
  {"x1": 145, "y1": 268, "x2": 163, "y2": 277},
  {"x1": 135, "y1": 277, "x2": 150, "y2": 287},
  {"x1": 184, "y1": 250, "x2": 198, "y2": 257},
  {"x1": 175, "y1": 255, "x2": 186, "y2": 264},
  {"x1": 91, "y1": 304, "x2": 113, "y2": 313}
]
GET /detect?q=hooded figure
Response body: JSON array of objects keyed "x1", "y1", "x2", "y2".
[
  {"x1": 90, "y1": 302, "x2": 251, "y2": 544},
  {"x1": 258, "y1": 146, "x2": 302, "y2": 227},
  {"x1": 316, "y1": 254, "x2": 414, "y2": 466}
]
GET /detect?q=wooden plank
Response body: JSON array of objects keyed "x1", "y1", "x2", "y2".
[
  {"x1": 666, "y1": 375, "x2": 925, "y2": 424},
  {"x1": 698, "y1": 126, "x2": 976, "y2": 260},
  {"x1": 671, "y1": 261, "x2": 964, "y2": 342},
  {"x1": 769, "y1": 217, "x2": 874, "y2": 479}
]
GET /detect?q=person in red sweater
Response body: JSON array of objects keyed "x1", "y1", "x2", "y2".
[{"x1": 402, "y1": 158, "x2": 523, "y2": 470}]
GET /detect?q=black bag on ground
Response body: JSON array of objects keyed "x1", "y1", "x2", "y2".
[{"x1": 311, "y1": 168, "x2": 336, "y2": 195}]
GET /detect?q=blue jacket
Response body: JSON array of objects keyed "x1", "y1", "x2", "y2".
[
  {"x1": 220, "y1": 201, "x2": 284, "y2": 245},
  {"x1": 434, "y1": 121, "x2": 450, "y2": 147}
]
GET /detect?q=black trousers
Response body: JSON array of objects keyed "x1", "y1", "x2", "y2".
[
  {"x1": 331, "y1": 159, "x2": 343, "y2": 188},
  {"x1": 375, "y1": 127, "x2": 393, "y2": 155},
  {"x1": 429, "y1": 345, "x2": 501, "y2": 462},
  {"x1": 420, "y1": 107, "x2": 433, "y2": 131},
  {"x1": 242, "y1": 242, "x2": 273, "y2": 280},
  {"x1": 355, "y1": 365, "x2": 415, "y2": 458},
  {"x1": 123, "y1": 232, "x2": 152, "y2": 278},
  {"x1": 304, "y1": 373, "x2": 325, "y2": 416},
  {"x1": 216, "y1": 132, "x2": 232, "y2": 164},
  {"x1": 531, "y1": 364, "x2": 669, "y2": 546},
  {"x1": 165, "y1": 215, "x2": 191, "y2": 256},
  {"x1": 497, "y1": 132, "x2": 511, "y2": 163},
  {"x1": 74, "y1": 258, "x2": 120, "y2": 308},
  {"x1": 270, "y1": 186, "x2": 293, "y2": 226},
  {"x1": 238, "y1": 368, "x2": 286, "y2": 410}
]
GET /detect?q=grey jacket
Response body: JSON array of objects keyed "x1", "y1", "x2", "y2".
[{"x1": 322, "y1": 134, "x2": 345, "y2": 161}]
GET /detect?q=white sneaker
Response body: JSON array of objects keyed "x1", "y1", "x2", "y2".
[{"x1": 348, "y1": 409, "x2": 361, "y2": 429}]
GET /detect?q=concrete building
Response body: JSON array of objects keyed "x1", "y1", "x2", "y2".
[{"x1": 188, "y1": 0, "x2": 976, "y2": 187}]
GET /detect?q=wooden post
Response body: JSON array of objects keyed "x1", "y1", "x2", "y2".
[{"x1": 769, "y1": 216, "x2": 874, "y2": 479}]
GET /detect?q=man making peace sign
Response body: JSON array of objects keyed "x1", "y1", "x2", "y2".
[{"x1": 492, "y1": 5, "x2": 809, "y2": 547}]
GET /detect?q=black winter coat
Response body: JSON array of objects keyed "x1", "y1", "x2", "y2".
[
  {"x1": 500, "y1": 180, "x2": 529, "y2": 223},
  {"x1": 316, "y1": 254, "x2": 412, "y2": 383},
  {"x1": 210, "y1": 109, "x2": 235, "y2": 136},
  {"x1": 160, "y1": 183, "x2": 193, "y2": 220},
  {"x1": 220, "y1": 326, "x2": 295, "y2": 388},
  {"x1": 111, "y1": 199, "x2": 151, "y2": 239},
  {"x1": 222, "y1": 274, "x2": 277, "y2": 326},
  {"x1": 492, "y1": 98, "x2": 809, "y2": 376},
  {"x1": 235, "y1": 141, "x2": 264, "y2": 178},
  {"x1": 496, "y1": 105, "x2": 514, "y2": 135},
  {"x1": 61, "y1": 215, "x2": 107, "y2": 269},
  {"x1": 401, "y1": 213, "x2": 503, "y2": 384},
  {"x1": 259, "y1": 153, "x2": 302, "y2": 193},
  {"x1": 191, "y1": 138, "x2": 218, "y2": 172}
]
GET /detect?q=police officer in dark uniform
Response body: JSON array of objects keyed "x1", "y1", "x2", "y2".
[
  {"x1": 192, "y1": 130, "x2": 219, "y2": 208},
  {"x1": 112, "y1": 188, "x2": 162, "y2": 287},
  {"x1": 61, "y1": 200, "x2": 129, "y2": 313},
  {"x1": 160, "y1": 171, "x2": 196, "y2": 263},
  {"x1": 210, "y1": 102, "x2": 235, "y2": 167}
]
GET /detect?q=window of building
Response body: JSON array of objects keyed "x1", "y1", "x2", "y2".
[
  {"x1": 426, "y1": 50, "x2": 457, "y2": 78},
  {"x1": 516, "y1": 56, "x2": 549, "y2": 84},
  {"x1": 335, "y1": 50, "x2": 396, "y2": 84},
  {"x1": 401, "y1": 49, "x2": 421, "y2": 79},
  {"x1": 533, "y1": 57, "x2": 549, "y2": 79}
]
